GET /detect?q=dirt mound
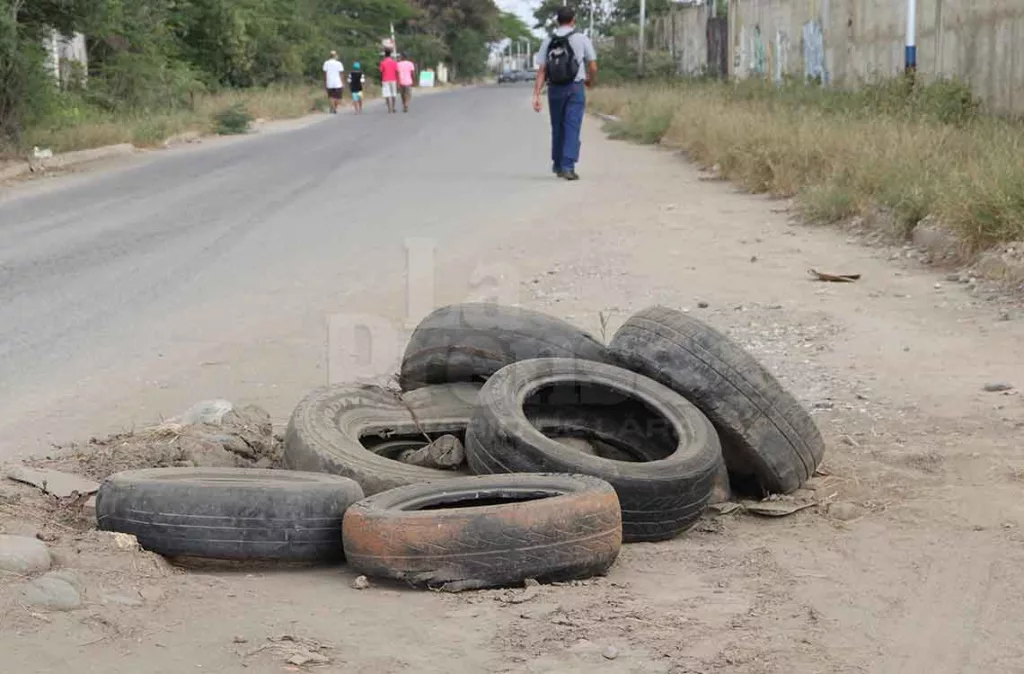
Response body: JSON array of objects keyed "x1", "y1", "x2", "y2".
[{"x1": 34, "y1": 405, "x2": 282, "y2": 482}]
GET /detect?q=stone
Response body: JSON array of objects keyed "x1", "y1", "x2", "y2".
[
  {"x1": 708, "y1": 461, "x2": 732, "y2": 505},
  {"x1": 0, "y1": 534, "x2": 51, "y2": 574},
  {"x1": 828, "y1": 502, "x2": 866, "y2": 522},
  {"x1": 139, "y1": 586, "x2": 166, "y2": 602},
  {"x1": 22, "y1": 573, "x2": 82, "y2": 611},
  {"x1": 697, "y1": 301, "x2": 710, "y2": 309},
  {"x1": 102, "y1": 593, "x2": 143, "y2": 607},
  {"x1": 602, "y1": 646, "x2": 620, "y2": 660},
  {"x1": 352, "y1": 575, "x2": 371, "y2": 590},
  {"x1": 983, "y1": 382, "x2": 1014, "y2": 392},
  {"x1": 398, "y1": 435, "x2": 464, "y2": 469},
  {"x1": 176, "y1": 399, "x2": 234, "y2": 426}
]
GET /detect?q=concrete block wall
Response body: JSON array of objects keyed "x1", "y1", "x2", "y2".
[{"x1": 653, "y1": 0, "x2": 1024, "y2": 115}]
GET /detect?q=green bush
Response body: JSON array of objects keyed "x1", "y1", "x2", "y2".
[{"x1": 213, "y1": 103, "x2": 253, "y2": 134}]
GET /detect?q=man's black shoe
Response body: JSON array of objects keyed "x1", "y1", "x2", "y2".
[{"x1": 559, "y1": 170, "x2": 580, "y2": 181}]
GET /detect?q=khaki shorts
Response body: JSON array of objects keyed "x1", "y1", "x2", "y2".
[
  {"x1": 381, "y1": 81, "x2": 397, "y2": 98},
  {"x1": 399, "y1": 85, "x2": 412, "y2": 98}
]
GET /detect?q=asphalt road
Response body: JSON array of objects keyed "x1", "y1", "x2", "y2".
[{"x1": 0, "y1": 83, "x2": 563, "y2": 458}]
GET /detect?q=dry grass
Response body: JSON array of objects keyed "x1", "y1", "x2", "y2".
[
  {"x1": 17, "y1": 84, "x2": 329, "y2": 154},
  {"x1": 591, "y1": 80, "x2": 1024, "y2": 253}
]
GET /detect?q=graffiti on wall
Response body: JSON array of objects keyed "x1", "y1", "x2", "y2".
[
  {"x1": 774, "y1": 30, "x2": 789, "y2": 83},
  {"x1": 802, "y1": 19, "x2": 827, "y2": 83},
  {"x1": 750, "y1": 24, "x2": 767, "y2": 75}
]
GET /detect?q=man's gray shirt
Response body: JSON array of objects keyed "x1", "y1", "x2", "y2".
[{"x1": 536, "y1": 27, "x2": 597, "y2": 83}]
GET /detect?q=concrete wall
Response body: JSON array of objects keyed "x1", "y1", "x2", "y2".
[
  {"x1": 652, "y1": 4, "x2": 712, "y2": 74},
  {"x1": 652, "y1": 0, "x2": 1024, "y2": 115}
]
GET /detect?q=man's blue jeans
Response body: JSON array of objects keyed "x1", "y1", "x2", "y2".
[{"x1": 548, "y1": 81, "x2": 585, "y2": 173}]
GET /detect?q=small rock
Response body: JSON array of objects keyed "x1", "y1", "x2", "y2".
[
  {"x1": 233, "y1": 636, "x2": 248, "y2": 644},
  {"x1": 352, "y1": 575, "x2": 371, "y2": 590},
  {"x1": 812, "y1": 401, "x2": 835, "y2": 410},
  {"x1": 998, "y1": 312, "x2": 1012, "y2": 321},
  {"x1": 21, "y1": 573, "x2": 82, "y2": 610},
  {"x1": 934, "y1": 283, "x2": 943, "y2": 290},
  {"x1": 139, "y1": 586, "x2": 166, "y2": 602},
  {"x1": 177, "y1": 399, "x2": 234, "y2": 426},
  {"x1": 102, "y1": 593, "x2": 143, "y2": 607},
  {"x1": 983, "y1": 382, "x2": 1014, "y2": 392},
  {"x1": 0, "y1": 534, "x2": 52, "y2": 574},
  {"x1": 523, "y1": 578, "x2": 540, "y2": 589},
  {"x1": 697, "y1": 301, "x2": 710, "y2": 309},
  {"x1": 398, "y1": 435, "x2": 464, "y2": 469},
  {"x1": 945, "y1": 273, "x2": 960, "y2": 282},
  {"x1": 602, "y1": 646, "x2": 620, "y2": 660},
  {"x1": 828, "y1": 502, "x2": 865, "y2": 522},
  {"x1": 750, "y1": 255, "x2": 758, "y2": 263}
]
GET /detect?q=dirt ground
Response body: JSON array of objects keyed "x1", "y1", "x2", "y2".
[{"x1": 3, "y1": 119, "x2": 1024, "y2": 674}]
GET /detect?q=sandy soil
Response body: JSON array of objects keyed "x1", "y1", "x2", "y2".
[{"x1": 3, "y1": 119, "x2": 1024, "y2": 674}]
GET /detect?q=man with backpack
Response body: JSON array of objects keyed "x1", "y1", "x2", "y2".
[{"x1": 533, "y1": 7, "x2": 597, "y2": 181}]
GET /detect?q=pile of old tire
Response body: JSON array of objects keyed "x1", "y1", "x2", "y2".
[{"x1": 280, "y1": 303, "x2": 824, "y2": 589}]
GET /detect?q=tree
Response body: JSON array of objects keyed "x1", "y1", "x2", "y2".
[
  {"x1": 532, "y1": 0, "x2": 605, "y2": 32},
  {"x1": 495, "y1": 10, "x2": 531, "y2": 41}
]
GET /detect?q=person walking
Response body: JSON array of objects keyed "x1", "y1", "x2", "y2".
[
  {"x1": 349, "y1": 62, "x2": 365, "y2": 114},
  {"x1": 323, "y1": 50, "x2": 345, "y2": 114},
  {"x1": 397, "y1": 54, "x2": 417, "y2": 113},
  {"x1": 380, "y1": 48, "x2": 399, "y2": 114},
  {"x1": 532, "y1": 7, "x2": 597, "y2": 181}
]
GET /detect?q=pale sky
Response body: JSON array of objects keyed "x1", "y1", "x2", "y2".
[{"x1": 497, "y1": 0, "x2": 542, "y2": 35}]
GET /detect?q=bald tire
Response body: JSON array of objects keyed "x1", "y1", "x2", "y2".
[
  {"x1": 399, "y1": 303, "x2": 611, "y2": 391},
  {"x1": 283, "y1": 383, "x2": 480, "y2": 496},
  {"x1": 96, "y1": 468, "x2": 363, "y2": 562},
  {"x1": 465, "y1": 358, "x2": 722, "y2": 543},
  {"x1": 343, "y1": 473, "x2": 622, "y2": 590},
  {"x1": 609, "y1": 306, "x2": 825, "y2": 494}
]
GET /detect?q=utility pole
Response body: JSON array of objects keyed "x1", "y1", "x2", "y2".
[
  {"x1": 638, "y1": 0, "x2": 646, "y2": 76},
  {"x1": 905, "y1": 0, "x2": 917, "y2": 76},
  {"x1": 710, "y1": 0, "x2": 717, "y2": 19}
]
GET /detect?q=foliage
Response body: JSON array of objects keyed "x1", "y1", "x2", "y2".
[
  {"x1": 591, "y1": 79, "x2": 1021, "y2": 252},
  {"x1": 213, "y1": 101, "x2": 252, "y2": 134},
  {"x1": 2, "y1": 0, "x2": 514, "y2": 146}
]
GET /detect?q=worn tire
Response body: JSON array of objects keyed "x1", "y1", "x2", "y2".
[
  {"x1": 95, "y1": 468, "x2": 363, "y2": 562},
  {"x1": 399, "y1": 303, "x2": 611, "y2": 391},
  {"x1": 465, "y1": 358, "x2": 722, "y2": 542},
  {"x1": 283, "y1": 383, "x2": 480, "y2": 496},
  {"x1": 343, "y1": 473, "x2": 621, "y2": 589},
  {"x1": 609, "y1": 306, "x2": 825, "y2": 494}
]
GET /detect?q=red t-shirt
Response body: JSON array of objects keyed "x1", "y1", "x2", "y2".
[{"x1": 380, "y1": 57, "x2": 398, "y2": 82}]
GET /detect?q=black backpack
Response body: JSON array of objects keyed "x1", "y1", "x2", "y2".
[{"x1": 545, "y1": 31, "x2": 577, "y2": 86}]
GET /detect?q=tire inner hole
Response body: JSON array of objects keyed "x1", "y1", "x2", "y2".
[
  {"x1": 402, "y1": 488, "x2": 563, "y2": 511},
  {"x1": 523, "y1": 381, "x2": 679, "y2": 462}
]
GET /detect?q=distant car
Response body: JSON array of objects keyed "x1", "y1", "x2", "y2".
[{"x1": 498, "y1": 70, "x2": 521, "y2": 84}]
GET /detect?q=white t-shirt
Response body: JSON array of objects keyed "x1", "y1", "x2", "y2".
[{"x1": 323, "y1": 59, "x2": 345, "y2": 89}]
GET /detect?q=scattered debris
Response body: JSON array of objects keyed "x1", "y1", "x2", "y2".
[
  {"x1": 5, "y1": 465, "x2": 99, "y2": 498},
  {"x1": 499, "y1": 578, "x2": 541, "y2": 605},
  {"x1": 171, "y1": 399, "x2": 235, "y2": 426},
  {"x1": 246, "y1": 635, "x2": 333, "y2": 667},
  {"x1": 828, "y1": 502, "x2": 866, "y2": 522},
  {"x1": 0, "y1": 534, "x2": 52, "y2": 574},
  {"x1": 742, "y1": 499, "x2": 817, "y2": 518},
  {"x1": 809, "y1": 269, "x2": 861, "y2": 283},
  {"x1": 110, "y1": 532, "x2": 141, "y2": 551}
]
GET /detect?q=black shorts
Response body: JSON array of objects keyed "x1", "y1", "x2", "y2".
[{"x1": 327, "y1": 88, "x2": 342, "y2": 100}]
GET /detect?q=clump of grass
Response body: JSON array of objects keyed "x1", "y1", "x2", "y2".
[
  {"x1": 591, "y1": 77, "x2": 1024, "y2": 254},
  {"x1": 213, "y1": 102, "x2": 253, "y2": 135},
  {"x1": 13, "y1": 84, "x2": 324, "y2": 153}
]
